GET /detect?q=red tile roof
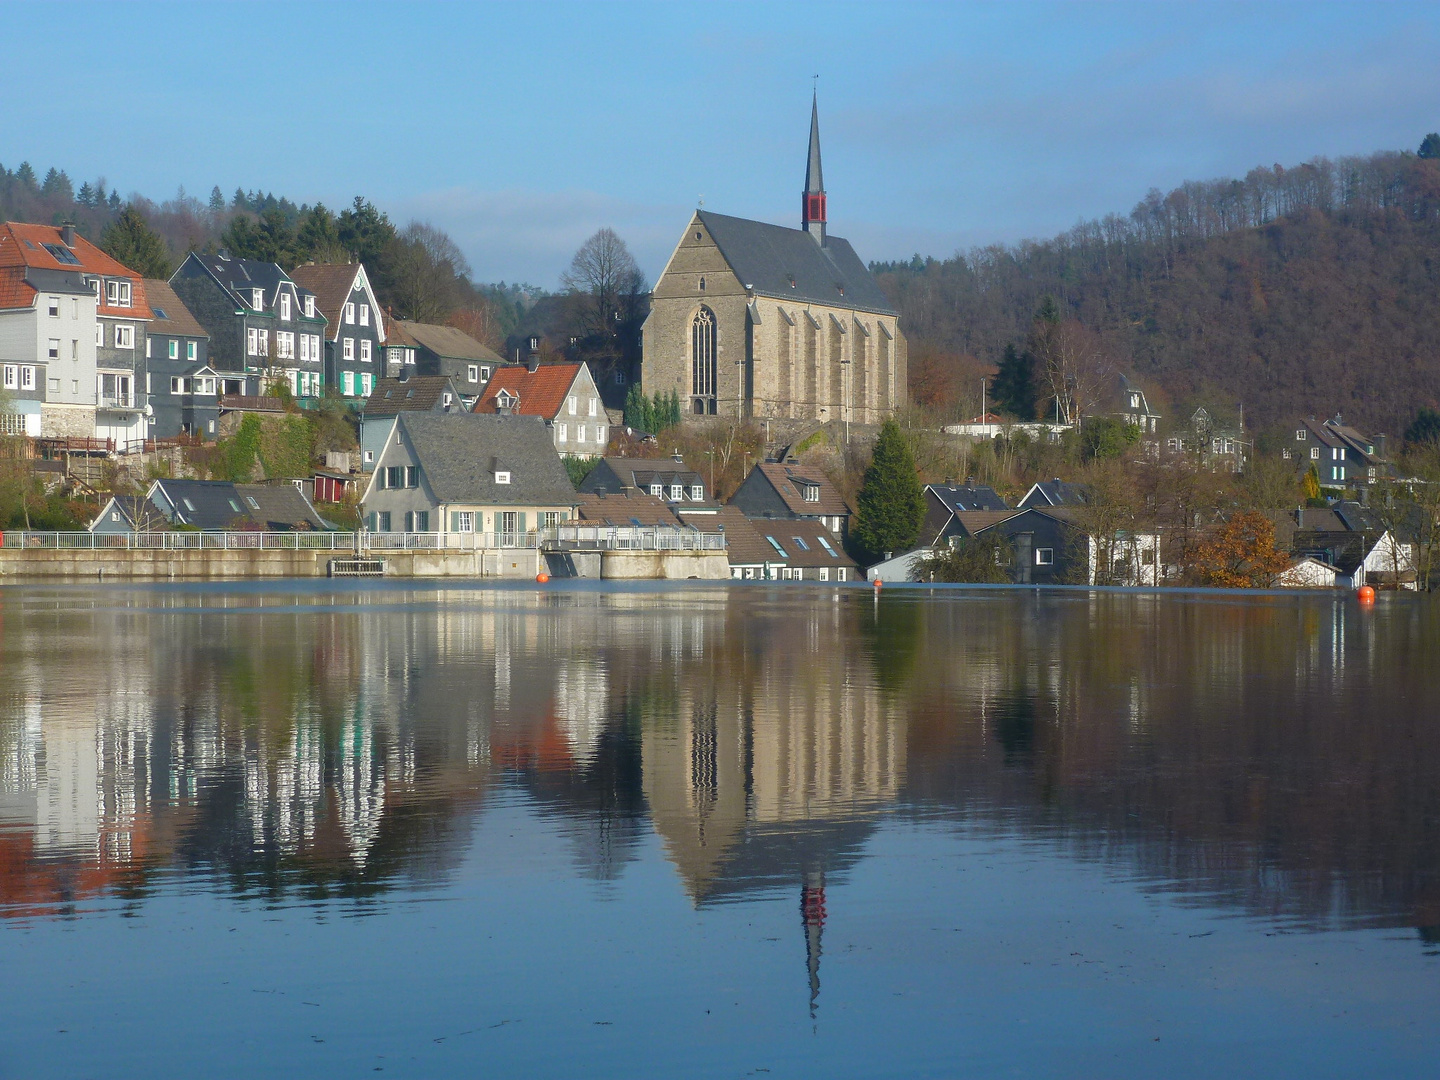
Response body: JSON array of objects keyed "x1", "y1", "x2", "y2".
[
  {"x1": 0, "y1": 222, "x2": 154, "y2": 318},
  {"x1": 473, "y1": 363, "x2": 582, "y2": 419}
]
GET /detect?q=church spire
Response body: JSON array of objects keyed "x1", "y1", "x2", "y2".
[{"x1": 802, "y1": 92, "x2": 827, "y2": 245}]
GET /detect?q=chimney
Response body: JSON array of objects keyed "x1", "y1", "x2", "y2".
[
  {"x1": 1375, "y1": 433, "x2": 1388, "y2": 459},
  {"x1": 526, "y1": 355, "x2": 539, "y2": 373},
  {"x1": 1297, "y1": 506, "x2": 1303, "y2": 528},
  {"x1": 672, "y1": 452, "x2": 684, "y2": 463},
  {"x1": 60, "y1": 221, "x2": 76, "y2": 247}
]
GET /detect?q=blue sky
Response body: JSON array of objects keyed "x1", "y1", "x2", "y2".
[{"x1": 5, "y1": 1, "x2": 1438, "y2": 287}]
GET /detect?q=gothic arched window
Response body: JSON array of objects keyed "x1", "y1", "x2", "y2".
[{"x1": 691, "y1": 306, "x2": 717, "y2": 408}]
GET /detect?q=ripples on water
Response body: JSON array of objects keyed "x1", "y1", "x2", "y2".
[{"x1": 1, "y1": 581, "x2": 1438, "y2": 1078}]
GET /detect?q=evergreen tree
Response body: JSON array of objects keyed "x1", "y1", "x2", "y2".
[
  {"x1": 851, "y1": 419, "x2": 927, "y2": 562},
  {"x1": 100, "y1": 205, "x2": 173, "y2": 278},
  {"x1": 1405, "y1": 407, "x2": 1440, "y2": 447},
  {"x1": 337, "y1": 197, "x2": 395, "y2": 268},
  {"x1": 76, "y1": 181, "x2": 95, "y2": 208},
  {"x1": 1420, "y1": 133, "x2": 1440, "y2": 159},
  {"x1": 107, "y1": 190, "x2": 122, "y2": 210},
  {"x1": 623, "y1": 384, "x2": 653, "y2": 432},
  {"x1": 221, "y1": 214, "x2": 260, "y2": 259},
  {"x1": 296, "y1": 203, "x2": 342, "y2": 260},
  {"x1": 40, "y1": 168, "x2": 73, "y2": 202},
  {"x1": 208, "y1": 186, "x2": 226, "y2": 214},
  {"x1": 253, "y1": 205, "x2": 297, "y2": 265},
  {"x1": 15, "y1": 162, "x2": 37, "y2": 191},
  {"x1": 991, "y1": 342, "x2": 1037, "y2": 419},
  {"x1": 232, "y1": 187, "x2": 247, "y2": 211}
]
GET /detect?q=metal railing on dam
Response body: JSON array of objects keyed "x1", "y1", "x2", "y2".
[{"x1": 0, "y1": 527, "x2": 727, "y2": 553}]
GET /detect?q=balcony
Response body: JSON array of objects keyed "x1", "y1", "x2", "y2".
[{"x1": 98, "y1": 395, "x2": 139, "y2": 411}]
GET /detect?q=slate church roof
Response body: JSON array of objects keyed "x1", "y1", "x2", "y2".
[{"x1": 695, "y1": 210, "x2": 896, "y2": 317}]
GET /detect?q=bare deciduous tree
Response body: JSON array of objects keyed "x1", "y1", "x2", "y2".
[
  {"x1": 388, "y1": 222, "x2": 471, "y2": 324},
  {"x1": 1030, "y1": 313, "x2": 1113, "y2": 425},
  {"x1": 561, "y1": 228, "x2": 646, "y2": 338}
]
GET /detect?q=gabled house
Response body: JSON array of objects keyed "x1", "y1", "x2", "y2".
[
  {"x1": 917, "y1": 482, "x2": 1009, "y2": 546},
  {"x1": 1285, "y1": 415, "x2": 1390, "y2": 489},
  {"x1": 1017, "y1": 478, "x2": 1090, "y2": 509},
  {"x1": 145, "y1": 478, "x2": 327, "y2": 530},
  {"x1": 0, "y1": 221, "x2": 151, "y2": 444},
  {"x1": 749, "y1": 517, "x2": 857, "y2": 581},
  {"x1": 358, "y1": 374, "x2": 464, "y2": 472},
  {"x1": 142, "y1": 278, "x2": 216, "y2": 440},
  {"x1": 473, "y1": 361, "x2": 608, "y2": 457},
  {"x1": 361, "y1": 413, "x2": 577, "y2": 537},
  {"x1": 289, "y1": 263, "x2": 384, "y2": 401},
  {"x1": 169, "y1": 252, "x2": 327, "y2": 400},
  {"x1": 711, "y1": 505, "x2": 781, "y2": 580},
  {"x1": 1165, "y1": 407, "x2": 1245, "y2": 472},
  {"x1": 1271, "y1": 503, "x2": 1416, "y2": 589},
  {"x1": 578, "y1": 455, "x2": 714, "y2": 506},
  {"x1": 727, "y1": 462, "x2": 852, "y2": 536},
  {"x1": 88, "y1": 495, "x2": 172, "y2": 534},
  {"x1": 383, "y1": 319, "x2": 505, "y2": 400},
  {"x1": 1108, "y1": 374, "x2": 1161, "y2": 437}
]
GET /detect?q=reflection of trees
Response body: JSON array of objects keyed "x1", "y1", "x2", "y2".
[{"x1": 900, "y1": 592, "x2": 1440, "y2": 933}]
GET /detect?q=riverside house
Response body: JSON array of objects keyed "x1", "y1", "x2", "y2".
[
  {"x1": 361, "y1": 412, "x2": 577, "y2": 539},
  {"x1": 472, "y1": 360, "x2": 608, "y2": 458},
  {"x1": 728, "y1": 461, "x2": 853, "y2": 537},
  {"x1": 289, "y1": 262, "x2": 384, "y2": 400}
]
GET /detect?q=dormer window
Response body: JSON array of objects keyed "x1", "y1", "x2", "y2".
[
  {"x1": 105, "y1": 280, "x2": 132, "y2": 306},
  {"x1": 1130, "y1": 394, "x2": 1140, "y2": 408},
  {"x1": 496, "y1": 390, "x2": 517, "y2": 409},
  {"x1": 442, "y1": 392, "x2": 453, "y2": 407},
  {"x1": 279, "y1": 293, "x2": 291, "y2": 320},
  {"x1": 304, "y1": 295, "x2": 315, "y2": 318},
  {"x1": 650, "y1": 484, "x2": 663, "y2": 497},
  {"x1": 802, "y1": 484, "x2": 820, "y2": 502},
  {"x1": 495, "y1": 470, "x2": 511, "y2": 485},
  {"x1": 251, "y1": 289, "x2": 264, "y2": 309},
  {"x1": 691, "y1": 485, "x2": 704, "y2": 500},
  {"x1": 670, "y1": 484, "x2": 683, "y2": 500}
]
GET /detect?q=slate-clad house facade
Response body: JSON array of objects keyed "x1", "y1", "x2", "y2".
[
  {"x1": 579, "y1": 456, "x2": 712, "y2": 506},
  {"x1": 361, "y1": 412, "x2": 577, "y2": 538},
  {"x1": 1286, "y1": 415, "x2": 1389, "y2": 489},
  {"x1": 146, "y1": 478, "x2": 327, "y2": 530},
  {"x1": 141, "y1": 278, "x2": 217, "y2": 439},
  {"x1": 289, "y1": 263, "x2": 384, "y2": 401},
  {"x1": 728, "y1": 461, "x2": 852, "y2": 536},
  {"x1": 384, "y1": 319, "x2": 506, "y2": 402},
  {"x1": 917, "y1": 482, "x2": 1010, "y2": 547},
  {"x1": 169, "y1": 253, "x2": 327, "y2": 399}
]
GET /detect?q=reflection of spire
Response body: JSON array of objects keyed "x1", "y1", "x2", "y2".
[{"x1": 801, "y1": 870, "x2": 826, "y2": 1019}]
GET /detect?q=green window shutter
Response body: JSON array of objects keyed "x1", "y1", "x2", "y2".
[
  {"x1": 450, "y1": 511, "x2": 460, "y2": 532},
  {"x1": 518, "y1": 512, "x2": 527, "y2": 533}
]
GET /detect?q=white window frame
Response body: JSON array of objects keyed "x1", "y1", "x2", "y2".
[
  {"x1": 257, "y1": 329, "x2": 269, "y2": 357},
  {"x1": 187, "y1": 341, "x2": 197, "y2": 362},
  {"x1": 342, "y1": 371, "x2": 355, "y2": 396},
  {"x1": 247, "y1": 327, "x2": 259, "y2": 356},
  {"x1": 596, "y1": 424, "x2": 606, "y2": 445},
  {"x1": 343, "y1": 337, "x2": 355, "y2": 361},
  {"x1": 47, "y1": 296, "x2": 59, "y2": 317},
  {"x1": 344, "y1": 302, "x2": 355, "y2": 324},
  {"x1": 251, "y1": 289, "x2": 264, "y2": 310},
  {"x1": 1035, "y1": 548, "x2": 1054, "y2": 566},
  {"x1": 690, "y1": 485, "x2": 704, "y2": 500},
  {"x1": 467, "y1": 364, "x2": 478, "y2": 383},
  {"x1": 2, "y1": 365, "x2": 14, "y2": 389},
  {"x1": 21, "y1": 366, "x2": 34, "y2": 391},
  {"x1": 47, "y1": 338, "x2": 60, "y2": 359},
  {"x1": 576, "y1": 425, "x2": 586, "y2": 443},
  {"x1": 588, "y1": 398, "x2": 597, "y2": 416},
  {"x1": 168, "y1": 339, "x2": 179, "y2": 360},
  {"x1": 1310, "y1": 447, "x2": 1321, "y2": 460},
  {"x1": 495, "y1": 471, "x2": 511, "y2": 485},
  {"x1": 361, "y1": 339, "x2": 371, "y2": 363},
  {"x1": 360, "y1": 374, "x2": 373, "y2": 396},
  {"x1": 95, "y1": 323, "x2": 104, "y2": 347},
  {"x1": 456, "y1": 511, "x2": 475, "y2": 533},
  {"x1": 567, "y1": 395, "x2": 577, "y2": 415},
  {"x1": 279, "y1": 293, "x2": 292, "y2": 321},
  {"x1": 1295, "y1": 429, "x2": 1306, "y2": 441},
  {"x1": 305, "y1": 295, "x2": 315, "y2": 318},
  {"x1": 556, "y1": 422, "x2": 568, "y2": 441},
  {"x1": 359, "y1": 303, "x2": 369, "y2": 327}
]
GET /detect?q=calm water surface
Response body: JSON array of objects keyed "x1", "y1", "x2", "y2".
[{"x1": 0, "y1": 581, "x2": 1437, "y2": 1078}]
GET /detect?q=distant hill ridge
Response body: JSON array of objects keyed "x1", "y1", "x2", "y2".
[{"x1": 874, "y1": 143, "x2": 1440, "y2": 436}]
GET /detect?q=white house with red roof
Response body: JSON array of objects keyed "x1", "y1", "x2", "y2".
[
  {"x1": 472, "y1": 360, "x2": 608, "y2": 457},
  {"x1": 0, "y1": 221, "x2": 151, "y2": 444}
]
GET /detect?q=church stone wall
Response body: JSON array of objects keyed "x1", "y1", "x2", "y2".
[{"x1": 643, "y1": 213, "x2": 908, "y2": 425}]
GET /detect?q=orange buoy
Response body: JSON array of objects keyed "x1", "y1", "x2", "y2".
[
  {"x1": 536, "y1": 572, "x2": 550, "y2": 584},
  {"x1": 1357, "y1": 584, "x2": 1375, "y2": 604},
  {"x1": 873, "y1": 577, "x2": 882, "y2": 590}
]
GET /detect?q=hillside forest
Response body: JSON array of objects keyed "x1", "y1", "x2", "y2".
[{"x1": 875, "y1": 137, "x2": 1440, "y2": 443}]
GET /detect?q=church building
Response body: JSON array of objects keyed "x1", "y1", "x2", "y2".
[{"x1": 641, "y1": 97, "x2": 906, "y2": 424}]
